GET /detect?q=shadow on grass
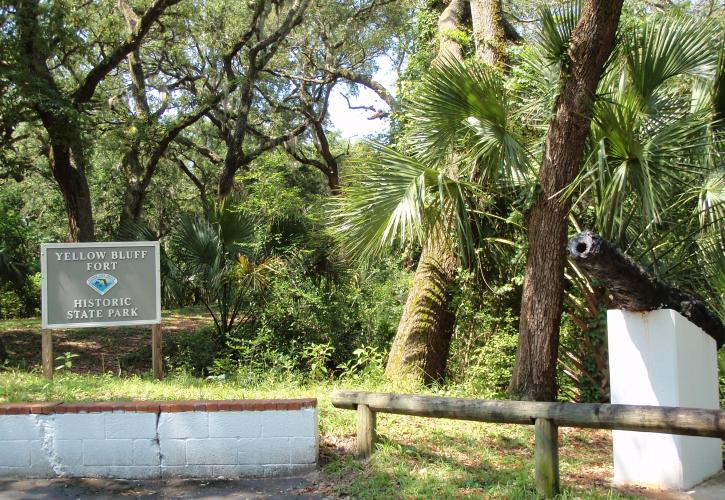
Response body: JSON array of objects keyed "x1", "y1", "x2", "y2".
[{"x1": 325, "y1": 432, "x2": 538, "y2": 499}]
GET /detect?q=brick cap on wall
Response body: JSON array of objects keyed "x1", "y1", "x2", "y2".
[{"x1": 0, "y1": 398, "x2": 317, "y2": 415}]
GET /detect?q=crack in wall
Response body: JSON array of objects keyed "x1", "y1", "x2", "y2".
[
  {"x1": 154, "y1": 409, "x2": 162, "y2": 478},
  {"x1": 32, "y1": 414, "x2": 63, "y2": 476}
]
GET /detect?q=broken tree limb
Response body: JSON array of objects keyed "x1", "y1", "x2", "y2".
[{"x1": 567, "y1": 230, "x2": 725, "y2": 348}]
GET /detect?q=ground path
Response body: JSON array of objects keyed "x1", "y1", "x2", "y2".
[
  {"x1": 0, "y1": 472, "x2": 723, "y2": 499},
  {"x1": 0, "y1": 474, "x2": 337, "y2": 499}
]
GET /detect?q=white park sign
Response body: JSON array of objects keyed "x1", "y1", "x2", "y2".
[{"x1": 41, "y1": 241, "x2": 160, "y2": 329}]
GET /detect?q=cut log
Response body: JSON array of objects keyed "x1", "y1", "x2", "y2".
[{"x1": 567, "y1": 230, "x2": 725, "y2": 348}]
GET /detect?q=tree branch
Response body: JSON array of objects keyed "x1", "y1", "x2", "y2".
[
  {"x1": 72, "y1": 0, "x2": 181, "y2": 104},
  {"x1": 330, "y1": 68, "x2": 398, "y2": 112}
]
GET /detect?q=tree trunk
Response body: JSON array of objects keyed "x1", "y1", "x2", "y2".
[
  {"x1": 328, "y1": 168, "x2": 340, "y2": 195},
  {"x1": 437, "y1": 0, "x2": 467, "y2": 62},
  {"x1": 384, "y1": 0, "x2": 469, "y2": 383},
  {"x1": 120, "y1": 182, "x2": 146, "y2": 225},
  {"x1": 48, "y1": 142, "x2": 95, "y2": 242},
  {"x1": 16, "y1": 0, "x2": 95, "y2": 242},
  {"x1": 385, "y1": 234, "x2": 457, "y2": 383},
  {"x1": 509, "y1": 0, "x2": 624, "y2": 401},
  {"x1": 218, "y1": 158, "x2": 239, "y2": 200},
  {"x1": 469, "y1": 0, "x2": 506, "y2": 68}
]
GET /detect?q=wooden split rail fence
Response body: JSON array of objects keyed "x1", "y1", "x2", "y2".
[{"x1": 330, "y1": 391, "x2": 725, "y2": 498}]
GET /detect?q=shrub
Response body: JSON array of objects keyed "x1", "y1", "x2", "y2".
[
  {"x1": 448, "y1": 269, "x2": 521, "y2": 398},
  {"x1": 164, "y1": 328, "x2": 217, "y2": 376},
  {"x1": 230, "y1": 258, "x2": 408, "y2": 375}
]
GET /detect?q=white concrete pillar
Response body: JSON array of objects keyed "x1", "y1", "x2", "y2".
[{"x1": 607, "y1": 309, "x2": 722, "y2": 490}]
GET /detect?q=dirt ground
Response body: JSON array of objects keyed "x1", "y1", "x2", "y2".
[{"x1": 0, "y1": 310, "x2": 209, "y2": 374}]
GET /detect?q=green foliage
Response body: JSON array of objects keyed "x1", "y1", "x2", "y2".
[
  {"x1": 54, "y1": 352, "x2": 79, "y2": 372},
  {"x1": 302, "y1": 342, "x2": 335, "y2": 381},
  {"x1": 332, "y1": 142, "x2": 480, "y2": 263},
  {"x1": 0, "y1": 187, "x2": 42, "y2": 318},
  {"x1": 537, "y1": 1, "x2": 581, "y2": 65},
  {"x1": 169, "y1": 198, "x2": 280, "y2": 345},
  {"x1": 1, "y1": 0, "x2": 724, "y2": 405},
  {"x1": 337, "y1": 345, "x2": 386, "y2": 382},
  {"x1": 558, "y1": 309, "x2": 609, "y2": 403},
  {"x1": 409, "y1": 58, "x2": 530, "y2": 185},
  {"x1": 448, "y1": 270, "x2": 521, "y2": 399},
  {"x1": 164, "y1": 328, "x2": 217, "y2": 377},
  {"x1": 459, "y1": 332, "x2": 519, "y2": 399},
  {"x1": 234, "y1": 258, "x2": 408, "y2": 375}
]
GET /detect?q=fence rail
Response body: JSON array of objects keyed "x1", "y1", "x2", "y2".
[{"x1": 330, "y1": 390, "x2": 725, "y2": 497}]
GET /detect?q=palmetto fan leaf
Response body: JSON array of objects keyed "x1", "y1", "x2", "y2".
[
  {"x1": 171, "y1": 215, "x2": 223, "y2": 292},
  {"x1": 408, "y1": 57, "x2": 529, "y2": 185},
  {"x1": 211, "y1": 196, "x2": 257, "y2": 256},
  {"x1": 696, "y1": 170, "x2": 725, "y2": 229},
  {"x1": 331, "y1": 143, "x2": 479, "y2": 262},
  {"x1": 623, "y1": 18, "x2": 718, "y2": 108},
  {"x1": 536, "y1": 0, "x2": 581, "y2": 65},
  {"x1": 567, "y1": 16, "x2": 719, "y2": 243}
]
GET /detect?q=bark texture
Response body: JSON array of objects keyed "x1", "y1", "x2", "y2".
[
  {"x1": 469, "y1": 0, "x2": 506, "y2": 67},
  {"x1": 385, "y1": 235, "x2": 458, "y2": 383},
  {"x1": 509, "y1": 0, "x2": 624, "y2": 401},
  {"x1": 568, "y1": 231, "x2": 725, "y2": 348},
  {"x1": 437, "y1": 0, "x2": 467, "y2": 62},
  {"x1": 384, "y1": 0, "x2": 467, "y2": 383}
]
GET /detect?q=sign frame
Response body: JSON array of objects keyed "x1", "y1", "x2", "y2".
[{"x1": 41, "y1": 241, "x2": 161, "y2": 329}]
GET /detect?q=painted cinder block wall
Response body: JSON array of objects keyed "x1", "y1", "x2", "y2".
[{"x1": 0, "y1": 399, "x2": 317, "y2": 479}]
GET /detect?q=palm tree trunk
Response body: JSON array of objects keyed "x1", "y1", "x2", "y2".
[
  {"x1": 385, "y1": 0, "x2": 505, "y2": 383},
  {"x1": 509, "y1": 0, "x2": 624, "y2": 401},
  {"x1": 470, "y1": 0, "x2": 506, "y2": 68},
  {"x1": 385, "y1": 232, "x2": 457, "y2": 383}
]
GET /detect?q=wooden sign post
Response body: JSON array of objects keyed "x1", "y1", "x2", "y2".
[
  {"x1": 41, "y1": 329, "x2": 53, "y2": 379},
  {"x1": 40, "y1": 241, "x2": 162, "y2": 380},
  {"x1": 151, "y1": 323, "x2": 163, "y2": 379}
]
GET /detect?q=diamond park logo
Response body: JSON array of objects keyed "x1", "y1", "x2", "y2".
[{"x1": 86, "y1": 274, "x2": 118, "y2": 295}]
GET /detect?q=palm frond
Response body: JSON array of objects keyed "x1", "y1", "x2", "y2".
[
  {"x1": 211, "y1": 196, "x2": 257, "y2": 256},
  {"x1": 117, "y1": 220, "x2": 157, "y2": 242},
  {"x1": 331, "y1": 143, "x2": 479, "y2": 262},
  {"x1": 170, "y1": 215, "x2": 223, "y2": 292},
  {"x1": 697, "y1": 170, "x2": 725, "y2": 229},
  {"x1": 536, "y1": 1, "x2": 581, "y2": 65},
  {"x1": 623, "y1": 18, "x2": 718, "y2": 107},
  {"x1": 407, "y1": 57, "x2": 530, "y2": 185},
  {"x1": 569, "y1": 92, "x2": 713, "y2": 241}
]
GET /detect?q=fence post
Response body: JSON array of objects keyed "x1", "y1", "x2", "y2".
[
  {"x1": 41, "y1": 329, "x2": 53, "y2": 380},
  {"x1": 534, "y1": 417, "x2": 560, "y2": 497},
  {"x1": 357, "y1": 404, "x2": 376, "y2": 459}
]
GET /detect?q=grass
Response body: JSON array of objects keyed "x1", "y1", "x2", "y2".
[
  {"x1": 0, "y1": 310, "x2": 667, "y2": 498},
  {"x1": 0, "y1": 370, "x2": 644, "y2": 499}
]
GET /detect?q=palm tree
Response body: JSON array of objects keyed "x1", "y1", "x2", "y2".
[
  {"x1": 332, "y1": 58, "x2": 529, "y2": 382},
  {"x1": 170, "y1": 198, "x2": 281, "y2": 348}
]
